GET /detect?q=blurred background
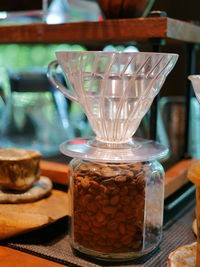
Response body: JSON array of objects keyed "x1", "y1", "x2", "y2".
[{"x1": 0, "y1": 0, "x2": 200, "y2": 165}]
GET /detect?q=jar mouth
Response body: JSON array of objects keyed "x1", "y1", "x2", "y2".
[
  {"x1": 95, "y1": 136, "x2": 133, "y2": 145},
  {"x1": 60, "y1": 137, "x2": 169, "y2": 163},
  {"x1": 88, "y1": 138, "x2": 140, "y2": 150}
]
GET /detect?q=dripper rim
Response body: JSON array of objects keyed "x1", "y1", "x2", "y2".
[
  {"x1": 60, "y1": 137, "x2": 169, "y2": 163},
  {"x1": 188, "y1": 74, "x2": 200, "y2": 81},
  {"x1": 55, "y1": 51, "x2": 179, "y2": 57}
]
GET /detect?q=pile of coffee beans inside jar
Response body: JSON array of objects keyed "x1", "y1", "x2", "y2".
[{"x1": 72, "y1": 161, "x2": 161, "y2": 254}]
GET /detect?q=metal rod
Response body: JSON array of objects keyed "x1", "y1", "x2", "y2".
[
  {"x1": 164, "y1": 185, "x2": 195, "y2": 211},
  {"x1": 148, "y1": 11, "x2": 167, "y2": 141},
  {"x1": 149, "y1": 43, "x2": 161, "y2": 140},
  {"x1": 183, "y1": 44, "x2": 196, "y2": 158}
]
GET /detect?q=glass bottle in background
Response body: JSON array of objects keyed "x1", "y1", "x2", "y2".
[
  {"x1": 0, "y1": 67, "x2": 12, "y2": 139},
  {"x1": 45, "y1": 0, "x2": 101, "y2": 24},
  {"x1": 0, "y1": 0, "x2": 45, "y2": 24},
  {"x1": 0, "y1": 43, "x2": 91, "y2": 155},
  {"x1": 1, "y1": 69, "x2": 74, "y2": 157}
]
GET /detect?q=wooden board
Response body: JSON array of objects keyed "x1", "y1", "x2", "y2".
[
  {"x1": 0, "y1": 246, "x2": 64, "y2": 267},
  {"x1": 0, "y1": 17, "x2": 199, "y2": 45},
  {"x1": 40, "y1": 161, "x2": 70, "y2": 185},
  {"x1": 165, "y1": 159, "x2": 195, "y2": 198},
  {"x1": 0, "y1": 189, "x2": 69, "y2": 240}
]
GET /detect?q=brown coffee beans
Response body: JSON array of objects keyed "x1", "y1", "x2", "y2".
[{"x1": 71, "y1": 160, "x2": 162, "y2": 255}]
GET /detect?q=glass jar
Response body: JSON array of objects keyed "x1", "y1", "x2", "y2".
[{"x1": 68, "y1": 158, "x2": 165, "y2": 261}]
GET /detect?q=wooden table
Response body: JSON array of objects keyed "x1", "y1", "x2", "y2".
[{"x1": 0, "y1": 159, "x2": 195, "y2": 267}]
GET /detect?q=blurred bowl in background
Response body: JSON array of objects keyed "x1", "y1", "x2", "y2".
[{"x1": 97, "y1": 0, "x2": 156, "y2": 19}]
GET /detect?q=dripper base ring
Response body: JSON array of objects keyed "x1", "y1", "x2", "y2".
[
  {"x1": 88, "y1": 138, "x2": 141, "y2": 150},
  {"x1": 95, "y1": 136, "x2": 133, "y2": 144},
  {"x1": 60, "y1": 137, "x2": 169, "y2": 163}
]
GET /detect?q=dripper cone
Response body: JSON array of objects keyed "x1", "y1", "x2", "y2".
[
  {"x1": 53, "y1": 51, "x2": 178, "y2": 144},
  {"x1": 189, "y1": 75, "x2": 200, "y2": 102}
]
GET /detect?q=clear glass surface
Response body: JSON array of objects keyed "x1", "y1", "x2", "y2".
[
  {"x1": 0, "y1": 67, "x2": 12, "y2": 136},
  {"x1": 69, "y1": 158, "x2": 165, "y2": 261}
]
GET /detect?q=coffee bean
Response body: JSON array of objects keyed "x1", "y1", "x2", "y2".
[
  {"x1": 115, "y1": 176, "x2": 127, "y2": 183},
  {"x1": 102, "y1": 206, "x2": 117, "y2": 214},
  {"x1": 115, "y1": 212, "x2": 126, "y2": 222},
  {"x1": 80, "y1": 213, "x2": 90, "y2": 222},
  {"x1": 113, "y1": 242, "x2": 123, "y2": 249},
  {"x1": 99, "y1": 199, "x2": 109, "y2": 206},
  {"x1": 107, "y1": 220, "x2": 118, "y2": 231},
  {"x1": 121, "y1": 235, "x2": 132, "y2": 245},
  {"x1": 96, "y1": 212, "x2": 106, "y2": 223},
  {"x1": 81, "y1": 222, "x2": 90, "y2": 231},
  {"x1": 119, "y1": 186, "x2": 129, "y2": 196},
  {"x1": 93, "y1": 220, "x2": 105, "y2": 228},
  {"x1": 123, "y1": 206, "x2": 134, "y2": 215},
  {"x1": 110, "y1": 195, "x2": 120, "y2": 205},
  {"x1": 81, "y1": 178, "x2": 90, "y2": 188},
  {"x1": 101, "y1": 167, "x2": 116, "y2": 177},
  {"x1": 120, "y1": 196, "x2": 131, "y2": 205},
  {"x1": 99, "y1": 184, "x2": 108, "y2": 193},
  {"x1": 119, "y1": 223, "x2": 126, "y2": 235},
  {"x1": 87, "y1": 202, "x2": 97, "y2": 213},
  {"x1": 107, "y1": 231, "x2": 120, "y2": 239},
  {"x1": 79, "y1": 165, "x2": 89, "y2": 171},
  {"x1": 107, "y1": 185, "x2": 120, "y2": 195},
  {"x1": 92, "y1": 227, "x2": 101, "y2": 234},
  {"x1": 126, "y1": 224, "x2": 136, "y2": 233},
  {"x1": 131, "y1": 240, "x2": 142, "y2": 250}
]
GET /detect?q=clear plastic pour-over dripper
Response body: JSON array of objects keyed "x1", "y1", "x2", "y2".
[{"x1": 48, "y1": 51, "x2": 178, "y2": 162}]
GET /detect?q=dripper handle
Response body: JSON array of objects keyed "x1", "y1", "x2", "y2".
[{"x1": 47, "y1": 60, "x2": 78, "y2": 102}]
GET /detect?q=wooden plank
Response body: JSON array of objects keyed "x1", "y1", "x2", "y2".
[
  {"x1": 165, "y1": 159, "x2": 195, "y2": 198},
  {"x1": 0, "y1": 246, "x2": 64, "y2": 267},
  {"x1": 40, "y1": 160, "x2": 70, "y2": 185},
  {"x1": 0, "y1": 17, "x2": 199, "y2": 45}
]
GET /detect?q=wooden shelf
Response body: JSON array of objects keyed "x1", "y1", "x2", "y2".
[{"x1": 1, "y1": 17, "x2": 200, "y2": 46}]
